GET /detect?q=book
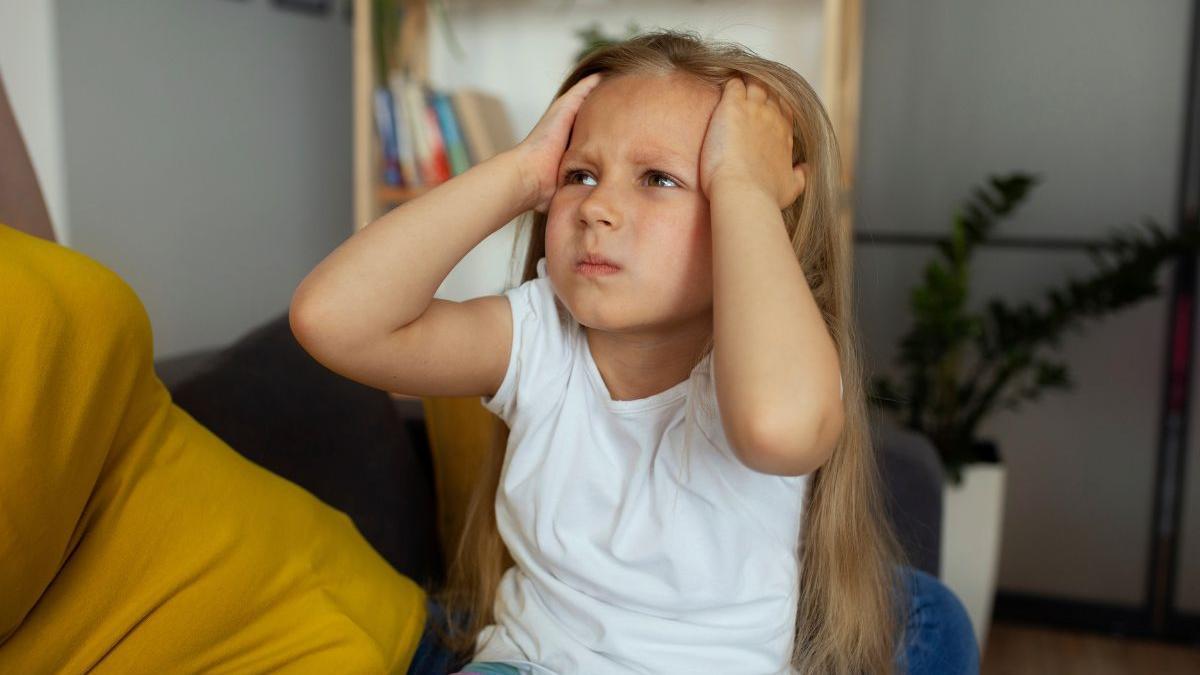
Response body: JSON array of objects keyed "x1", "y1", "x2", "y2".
[
  {"x1": 387, "y1": 71, "x2": 419, "y2": 187},
  {"x1": 432, "y1": 89, "x2": 471, "y2": 177},
  {"x1": 399, "y1": 77, "x2": 436, "y2": 185},
  {"x1": 372, "y1": 86, "x2": 401, "y2": 186},
  {"x1": 376, "y1": 75, "x2": 516, "y2": 188},
  {"x1": 450, "y1": 88, "x2": 516, "y2": 165},
  {"x1": 420, "y1": 84, "x2": 452, "y2": 183}
]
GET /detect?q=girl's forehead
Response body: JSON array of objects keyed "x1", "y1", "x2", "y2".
[
  {"x1": 571, "y1": 75, "x2": 718, "y2": 155},
  {"x1": 581, "y1": 71, "x2": 718, "y2": 113}
]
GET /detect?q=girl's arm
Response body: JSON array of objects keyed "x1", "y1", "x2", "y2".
[
  {"x1": 288, "y1": 146, "x2": 532, "y2": 381},
  {"x1": 700, "y1": 76, "x2": 845, "y2": 477},
  {"x1": 709, "y1": 183, "x2": 844, "y2": 477},
  {"x1": 290, "y1": 148, "x2": 534, "y2": 359},
  {"x1": 290, "y1": 73, "x2": 603, "y2": 394}
]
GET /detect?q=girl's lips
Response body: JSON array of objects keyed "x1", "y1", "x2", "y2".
[{"x1": 576, "y1": 261, "x2": 622, "y2": 276}]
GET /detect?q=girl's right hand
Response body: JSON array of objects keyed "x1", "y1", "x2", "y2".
[{"x1": 513, "y1": 72, "x2": 605, "y2": 214}]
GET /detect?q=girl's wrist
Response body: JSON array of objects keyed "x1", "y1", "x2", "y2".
[{"x1": 493, "y1": 147, "x2": 541, "y2": 215}]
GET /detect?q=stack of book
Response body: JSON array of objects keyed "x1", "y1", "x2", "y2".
[{"x1": 373, "y1": 72, "x2": 516, "y2": 189}]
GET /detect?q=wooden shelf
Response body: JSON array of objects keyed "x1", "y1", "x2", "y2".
[{"x1": 378, "y1": 184, "x2": 432, "y2": 207}]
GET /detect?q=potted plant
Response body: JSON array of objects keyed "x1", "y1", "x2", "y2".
[{"x1": 869, "y1": 172, "x2": 1200, "y2": 652}]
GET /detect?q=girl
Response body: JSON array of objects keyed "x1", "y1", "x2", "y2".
[{"x1": 291, "y1": 30, "x2": 978, "y2": 675}]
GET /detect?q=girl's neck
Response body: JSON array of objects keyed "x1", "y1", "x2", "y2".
[{"x1": 583, "y1": 317, "x2": 711, "y2": 402}]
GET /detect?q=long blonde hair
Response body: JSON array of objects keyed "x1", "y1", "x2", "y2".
[{"x1": 429, "y1": 28, "x2": 911, "y2": 674}]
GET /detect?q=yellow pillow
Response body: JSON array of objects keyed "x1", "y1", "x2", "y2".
[{"x1": 0, "y1": 223, "x2": 427, "y2": 673}]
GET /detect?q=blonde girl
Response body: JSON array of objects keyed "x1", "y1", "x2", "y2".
[{"x1": 292, "y1": 29, "x2": 977, "y2": 675}]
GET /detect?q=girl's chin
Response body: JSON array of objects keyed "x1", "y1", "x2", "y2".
[{"x1": 559, "y1": 300, "x2": 625, "y2": 332}]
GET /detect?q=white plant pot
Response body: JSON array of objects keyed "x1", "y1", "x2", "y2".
[{"x1": 939, "y1": 461, "x2": 1006, "y2": 658}]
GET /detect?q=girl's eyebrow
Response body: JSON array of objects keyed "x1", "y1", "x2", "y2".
[{"x1": 565, "y1": 145, "x2": 691, "y2": 173}]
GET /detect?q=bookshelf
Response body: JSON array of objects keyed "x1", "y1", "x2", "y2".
[
  {"x1": 350, "y1": 0, "x2": 864, "y2": 402},
  {"x1": 355, "y1": 0, "x2": 420, "y2": 232},
  {"x1": 352, "y1": 0, "x2": 863, "y2": 224}
]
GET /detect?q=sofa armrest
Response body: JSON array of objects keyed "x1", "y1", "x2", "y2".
[
  {"x1": 154, "y1": 314, "x2": 445, "y2": 590},
  {"x1": 872, "y1": 417, "x2": 945, "y2": 578}
]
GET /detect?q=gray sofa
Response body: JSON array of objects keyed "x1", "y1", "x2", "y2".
[{"x1": 153, "y1": 311, "x2": 946, "y2": 586}]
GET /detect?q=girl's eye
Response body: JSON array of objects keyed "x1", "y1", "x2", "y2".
[
  {"x1": 647, "y1": 172, "x2": 679, "y2": 188},
  {"x1": 563, "y1": 169, "x2": 596, "y2": 186},
  {"x1": 562, "y1": 169, "x2": 679, "y2": 188}
]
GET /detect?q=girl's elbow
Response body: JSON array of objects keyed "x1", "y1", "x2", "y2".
[{"x1": 742, "y1": 407, "x2": 842, "y2": 477}]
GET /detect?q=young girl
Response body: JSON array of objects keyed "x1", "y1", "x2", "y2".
[{"x1": 292, "y1": 30, "x2": 978, "y2": 675}]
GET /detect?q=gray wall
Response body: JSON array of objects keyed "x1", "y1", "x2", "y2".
[
  {"x1": 0, "y1": 2, "x2": 68, "y2": 245},
  {"x1": 855, "y1": 0, "x2": 1195, "y2": 610},
  {"x1": 56, "y1": 0, "x2": 353, "y2": 359}
]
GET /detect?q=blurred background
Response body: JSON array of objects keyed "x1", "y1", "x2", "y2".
[{"x1": 2, "y1": 0, "x2": 1199, "y2": 671}]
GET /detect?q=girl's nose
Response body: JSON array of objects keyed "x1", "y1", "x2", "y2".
[{"x1": 578, "y1": 184, "x2": 619, "y2": 228}]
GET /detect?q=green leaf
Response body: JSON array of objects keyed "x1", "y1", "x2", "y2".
[{"x1": 875, "y1": 169, "x2": 1195, "y2": 477}]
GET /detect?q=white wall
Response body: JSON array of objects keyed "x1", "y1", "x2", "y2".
[
  {"x1": 426, "y1": 0, "x2": 826, "y2": 300},
  {"x1": 0, "y1": 1, "x2": 70, "y2": 245}
]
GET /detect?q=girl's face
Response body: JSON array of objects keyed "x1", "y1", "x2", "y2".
[{"x1": 545, "y1": 71, "x2": 722, "y2": 336}]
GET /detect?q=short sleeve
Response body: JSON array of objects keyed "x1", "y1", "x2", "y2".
[{"x1": 480, "y1": 257, "x2": 572, "y2": 427}]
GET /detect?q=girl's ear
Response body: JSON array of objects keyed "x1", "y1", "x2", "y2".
[{"x1": 792, "y1": 162, "x2": 809, "y2": 201}]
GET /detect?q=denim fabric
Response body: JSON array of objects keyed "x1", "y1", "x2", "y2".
[
  {"x1": 894, "y1": 566, "x2": 981, "y2": 674},
  {"x1": 407, "y1": 595, "x2": 472, "y2": 675},
  {"x1": 452, "y1": 663, "x2": 525, "y2": 675},
  {"x1": 407, "y1": 565, "x2": 980, "y2": 674}
]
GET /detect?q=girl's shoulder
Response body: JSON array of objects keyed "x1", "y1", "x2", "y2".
[{"x1": 480, "y1": 257, "x2": 575, "y2": 425}]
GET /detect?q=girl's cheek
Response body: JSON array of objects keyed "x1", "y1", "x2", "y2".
[
  {"x1": 544, "y1": 220, "x2": 566, "y2": 256},
  {"x1": 545, "y1": 190, "x2": 570, "y2": 221}
]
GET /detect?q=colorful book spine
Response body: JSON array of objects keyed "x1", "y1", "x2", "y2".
[
  {"x1": 421, "y1": 84, "x2": 452, "y2": 184},
  {"x1": 377, "y1": 74, "x2": 516, "y2": 189},
  {"x1": 401, "y1": 79, "x2": 435, "y2": 186},
  {"x1": 372, "y1": 86, "x2": 401, "y2": 186},
  {"x1": 388, "y1": 71, "x2": 419, "y2": 187},
  {"x1": 432, "y1": 90, "x2": 471, "y2": 177}
]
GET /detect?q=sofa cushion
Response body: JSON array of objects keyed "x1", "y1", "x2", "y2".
[{"x1": 167, "y1": 310, "x2": 445, "y2": 591}]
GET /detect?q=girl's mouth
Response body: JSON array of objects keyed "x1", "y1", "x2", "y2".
[
  {"x1": 576, "y1": 252, "x2": 622, "y2": 276},
  {"x1": 576, "y1": 261, "x2": 622, "y2": 276}
]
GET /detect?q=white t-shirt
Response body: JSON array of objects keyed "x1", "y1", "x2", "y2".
[{"x1": 474, "y1": 256, "x2": 812, "y2": 675}]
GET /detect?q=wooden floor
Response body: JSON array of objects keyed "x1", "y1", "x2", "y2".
[{"x1": 982, "y1": 621, "x2": 1200, "y2": 674}]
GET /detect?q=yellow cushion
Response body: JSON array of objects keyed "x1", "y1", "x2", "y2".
[
  {"x1": 0, "y1": 223, "x2": 427, "y2": 673},
  {"x1": 420, "y1": 396, "x2": 509, "y2": 564}
]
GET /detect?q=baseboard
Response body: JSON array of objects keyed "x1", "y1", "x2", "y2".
[{"x1": 992, "y1": 590, "x2": 1200, "y2": 646}]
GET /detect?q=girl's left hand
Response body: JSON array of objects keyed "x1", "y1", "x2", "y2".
[{"x1": 699, "y1": 76, "x2": 808, "y2": 209}]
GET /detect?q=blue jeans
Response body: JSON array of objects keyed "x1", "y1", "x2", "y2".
[
  {"x1": 895, "y1": 566, "x2": 980, "y2": 674},
  {"x1": 407, "y1": 565, "x2": 979, "y2": 674}
]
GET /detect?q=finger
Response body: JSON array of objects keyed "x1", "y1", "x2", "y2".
[
  {"x1": 576, "y1": 71, "x2": 604, "y2": 90},
  {"x1": 779, "y1": 104, "x2": 796, "y2": 136},
  {"x1": 763, "y1": 94, "x2": 783, "y2": 125},
  {"x1": 562, "y1": 72, "x2": 604, "y2": 105},
  {"x1": 782, "y1": 103, "x2": 795, "y2": 127},
  {"x1": 724, "y1": 76, "x2": 745, "y2": 99},
  {"x1": 745, "y1": 77, "x2": 766, "y2": 103},
  {"x1": 769, "y1": 94, "x2": 788, "y2": 119}
]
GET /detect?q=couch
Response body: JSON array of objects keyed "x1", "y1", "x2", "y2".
[{"x1": 152, "y1": 310, "x2": 947, "y2": 585}]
